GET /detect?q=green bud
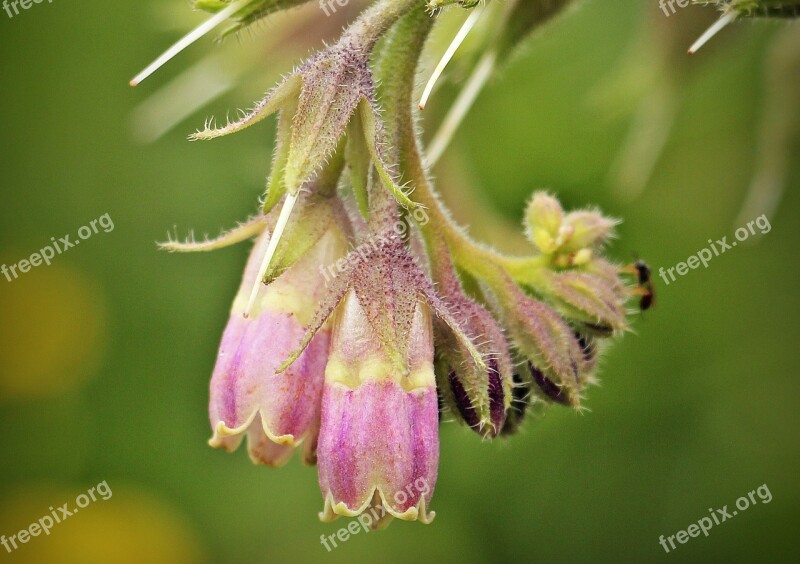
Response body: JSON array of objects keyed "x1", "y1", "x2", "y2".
[
  {"x1": 559, "y1": 210, "x2": 619, "y2": 253},
  {"x1": 544, "y1": 271, "x2": 628, "y2": 335},
  {"x1": 525, "y1": 192, "x2": 564, "y2": 255}
]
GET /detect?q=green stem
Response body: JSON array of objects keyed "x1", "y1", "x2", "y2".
[
  {"x1": 398, "y1": 113, "x2": 550, "y2": 289},
  {"x1": 342, "y1": 0, "x2": 426, "y2": 51},
  {"x1": 367, "y1": 2, "x2": 434, "y2": 233},
  {"x1": 347, "y1": 0, "x2": 555, "y2": 295}
]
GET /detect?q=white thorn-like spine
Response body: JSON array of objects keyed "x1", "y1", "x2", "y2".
[
  {"x1": 419, "y1": 3, "x2": 486, "y2": 110},
  {"x1": 688, "y1": 12, "x2": 736, "y2": 55},
  {"x1": 130, "y1": 0, "x2": 249, "y2": 87},
  {"x1": 244, "y1": 191, "x2": 299, "y2": 318}
]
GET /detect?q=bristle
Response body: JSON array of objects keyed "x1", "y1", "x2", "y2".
[
  {"x1": 244, "y1": 192, "x2": 299, "y2": 318},
  {"x1": 419, "y1": 5, "x2": 485, "y2": 110},
  {"x1": 688, "y1": 12, "x2": 736, "y2": 55},
  {"x1": 130, "y1": 0, "x2": 249, "y2": 87}
]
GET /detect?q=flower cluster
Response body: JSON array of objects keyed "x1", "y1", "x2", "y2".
[{"x1": 142, "y1": 0, "x2": 646, "y2": 527}]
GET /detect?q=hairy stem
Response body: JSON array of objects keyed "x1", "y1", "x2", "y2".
[{"x1": 342, "y1": 0, "x2": 426, "y2": 51}]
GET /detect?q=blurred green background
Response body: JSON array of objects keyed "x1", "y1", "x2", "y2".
[{"x1": 1, "y1": 1, "x2": 798, "y2": 562}]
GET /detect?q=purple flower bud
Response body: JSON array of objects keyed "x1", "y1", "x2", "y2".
[
  {"x1": 544, "y1": 270, "x2": 628, "y2": 334},
  {"x1": 500, "y1": 372, "x2": 533, "y2": 436},
  {"x1": 489, "y1": 274, "x2": 586, "y2": 406},
  {"x1": 429, "y1": 249, "x2": 514, "y2": 439},
  {"x1": 440, "y1": 346, "x2": 511, "y2": 438},
  {"x1": 528, "y1": 362, "x2": 572, "y2": 406}
]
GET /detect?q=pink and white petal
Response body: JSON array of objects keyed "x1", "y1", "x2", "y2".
[
  {"x1": 246, "y1": 421, "x2": 294, "y2": 468},
  {"x1": 317, "y1": 380, "x2": 438, "y2": 523}
]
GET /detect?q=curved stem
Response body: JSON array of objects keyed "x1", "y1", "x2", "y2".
[
  {"x1": 342, "y1": 0, "x2": 427, "y2": 51},
  {"x1": 367, "y1": 2, "x2": 435, "y2": 233}
]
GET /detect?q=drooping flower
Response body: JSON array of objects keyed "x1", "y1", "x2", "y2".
[
  {"x1": 161, "y1": 192, "x2": 350, "y2": 466},
  {"x1": 317, "y1": 289, "x2": 438, "y2": 526},
  {"x1": 207, "y1": 222, "x2": 345, "y2": 465},
  {"x1": 275, "y1": 233, "x2": 486, "y2": 524}
]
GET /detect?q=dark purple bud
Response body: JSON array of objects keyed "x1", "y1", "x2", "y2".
[
  {"x1": 529, "y1": 362, "x2": 573, "y2": 407},
  {"x1": 500, "y1": 372, "x2": 532, "y2": 437},
  {"x1": 441, "y1": 356, "x2": 510, "y2": 439},
  {"x1": 575, "y1": 331, "x2": 597, "y2": 363},
  {"x1": 447, "y1": 370, "x2": 481, "y2": 430}
]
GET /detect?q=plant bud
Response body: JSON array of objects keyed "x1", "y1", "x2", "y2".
[
  {"x1": 544, "y1": 270, "x2": 628, "y2": 335},
  {"x1": 560, "y1": 210, "x2": 619, "y2": 252},
  {"x1": 528, "y1": 362, "x2": 572, "y2": 406},
  {"x1": 525, "y1": 192, "x2": 564, "y2": 254},
  {"x1": 488, "y1": 275, "x2": 586, "y2": 407},
  {"x1": 500, "y1": 371, "x2": 532, "y2": 436}
]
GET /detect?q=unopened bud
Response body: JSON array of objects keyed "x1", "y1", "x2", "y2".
[
  {"x1": 560, "y1": 210, "x2": 619, "y2": 252},
  {"x1": 434, "y1": 270, "x2": 514, "y2": 439},
  {"x1": 528, "y1": 362, "x2": 573, "y2": 406},
  {"x1": 545, "y1": 271, "x2": 628, "y2": 335},
  {"x1": 500, "y1": 372, "x2": 532, "y2": 436},
  {"x1": 489, "y1": 276, "x2": 586, "y2": 406},
  {"x1": 525, "y1": 192, "x2": 564, "y2": 254}
]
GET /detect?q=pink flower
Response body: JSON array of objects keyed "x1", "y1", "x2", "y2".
[
  {"x1": 317, "y1": 289, "x2": 438, "y2": 526},
  {"x1": 208, "y1": 223, "x2": 347, "y2": 466}
]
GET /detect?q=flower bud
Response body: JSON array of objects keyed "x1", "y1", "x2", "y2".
[
  {"x1": 544, "y1": 270, "x2": 628, "y2": 335},
  {"x1": 528, "y1": 362, "x2": 571, "y2": 406},
  {"x1": 488, "y1": 274, "x2": 586, "y2": 407},
  {"x1": 560, "y1": 210, "x2": 619, "y2": 252},
  {"x1": 435, "y1": 295, "x2": 513, "y2": 439},
  {"x1": 525, "y1": 192, "x2": 564, "y2": 254}
]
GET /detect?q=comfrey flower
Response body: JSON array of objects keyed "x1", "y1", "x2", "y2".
[
  {"x1": 161, "y1": 191, "x2": 351, "y2": 466},
  {"x1": 317, "y1": 273, "x2": 439, "y2": 525},
  {"x1": 137, "y1": 0, "x2": 649, "y2": 526}
]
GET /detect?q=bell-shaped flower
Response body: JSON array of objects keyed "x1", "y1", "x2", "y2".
[
  {"x1": 207, "y1": 210, "x2": 348, "y2": 465},
  {"x1": 277, "y1": 234, "x2": 484, "y2": 524},
  {"x1": 161, "y1": 192, "x2": 350, "y2": 466},
  {"x1": 317, "y1": 289, "x2": 438, "y2": 526}
]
